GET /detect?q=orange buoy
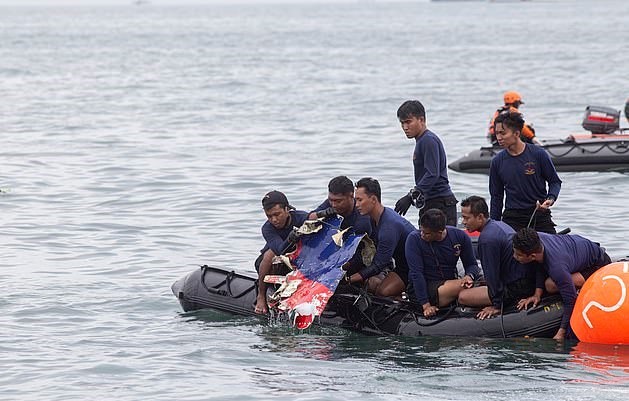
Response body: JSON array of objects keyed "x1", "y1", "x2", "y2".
[{"x1": 571, "y1": 262, "x2": 629, "y2": 344}]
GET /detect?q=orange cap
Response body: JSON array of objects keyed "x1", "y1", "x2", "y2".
[{"x1": 503, "y1": 91, "x2": 524, "y2": 105}]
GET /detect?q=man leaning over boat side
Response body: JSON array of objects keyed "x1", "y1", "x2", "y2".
[
  {"x1": 307, "y1": 175, "x2": 373, "y2": 274},
  {"x1": 405, "y1": 208, "x2": 480, "y2": 318},
  {"x1": 254, "y1": 190, "x2": 309, "y2": 315},
  {"x1": 393, "y1": 100, "x2": 458, "y2": 227},
  {"x1": 346, "y1": 177, "x2": 415, "y2": 297},
  {"x1": 489, "y1": 110, "x2": 562, "y2": 234},
  {"x1": 512, "y1": 227, "x2": 612, "y2": 341},
  {"x1": 458, "y1": 195, "x2": 537, "y2": 320},
  {"x1": 487, "y1": 91, "x2": 540, "y2": 146}
]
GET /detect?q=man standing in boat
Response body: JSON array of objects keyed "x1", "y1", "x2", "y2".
[
  {"x1": 308, "y1": 176, "x2": 373, "y2": 274},
  {"x1": 405, "y1": 208, "x2": 480, "y2": 317},
  {"x1": 487, "y1": 91, "x2": 540, "y2": 146},
  {"x1": 254, "y1": 190, "x2": 309, "y2": 314},
  {"x1": 347, "y1": 177, "x2": 415, "y2": 297},
  {"x1": 512, "y1": 227, "x2": 612, "y2": 341},
  {"x1": 394, "y1": 100, "x2": 458, "y2": 227},
  {"x1": 489, "y1": 110, "x2": 562, "y2": 234},
  {"x1": 458, "y1": 196, "x2": 537, "y2": 320}
]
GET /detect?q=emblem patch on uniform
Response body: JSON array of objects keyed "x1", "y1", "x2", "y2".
[
  {"x1": 453, "y1": 243, "x2": 461, "y2": 258},
  {"x1": 524, "y1": 161, "x2": 536, "y2": 175}
]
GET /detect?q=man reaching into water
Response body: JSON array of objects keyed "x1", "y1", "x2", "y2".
[
  {"x1": 254, "y1": 190, "x2": 308, "y2": 314},
  {"x1": 512, "y1": 227, "x2": 611, "y2": 341}
]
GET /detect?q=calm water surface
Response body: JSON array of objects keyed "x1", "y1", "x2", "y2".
[{"x1": 2, "y1": 1, "x2": 629, "y2": 400}]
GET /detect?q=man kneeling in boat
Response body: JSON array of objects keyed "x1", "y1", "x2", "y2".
[
  {"x1": 458, "y1": 196, "x2": 538, "y2": 320},
  {"x1": 512, "y1": 227, "x2": 612, "y2": 341},
  {"x1": 254, "y1": 190, "x2": 309, "y2": 314},
  {"x1": 405, "y1": 208, "x2": 480, "y2": 317},
  {"x1": 346, "y1": 177, "x2": 415, "y2": 297},
  {"x1": 308, "y1": 175, "x2": 373, "y2": 274}
]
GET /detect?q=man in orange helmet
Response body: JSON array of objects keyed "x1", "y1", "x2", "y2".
[{"x1": 487, "y1": 91, "x2": 540, "y2": 146}]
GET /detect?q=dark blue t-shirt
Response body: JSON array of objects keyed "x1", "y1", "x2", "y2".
[
  {"x1": 537, "y1": 232, "x2": 607, "y2": 329},
  {"x1": 489, "y1": 144, "x2": 562, "y2": 220},
  {"x1": 359, "y1": 207, "x2": 415, "y2": 280},
  {"x1": 405, "y1": 226, "x2": 480, "y2": 305},
  {"x1": 413, "y1": 130, "x2": 454, "y2": 200},
  {"x1": 479, "y1": 219, "x2": 536, "y2": 307},
  {"x1": 260, "y1": 210, "x2": 309, "y2": 255}
]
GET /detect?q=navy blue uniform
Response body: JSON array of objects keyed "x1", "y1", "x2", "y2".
[
  {"x1": 413, "y1": 130, "x2": 454, "y2": 200},
  {"x1": 479, "y1": 219, "x2": 536, "y2": 308},
  {"x1": 359, "y1": 207, "x2": 415, "y2": 281},
  {"x1": 537, "y1": 232, "x2": 609, "y2": 329},
  {"x1": 406, "y1": 226, "x2": 480, "y2": 305},
  {"x1": 260, "y1": 210, "x2": 309, "y2": 255},
  {"x1": 489, "y1": 144, "x2": 561, "y2": 232},
  {"x1": 412, "y1": 129, "x2": 457, "y2": 226}
]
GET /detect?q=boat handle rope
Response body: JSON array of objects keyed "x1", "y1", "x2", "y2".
[
  {"x1": 348, "y1": 288, "x2": 392, "y2": 336},
  {"x1": 410, "y1": 304, "x2": 457, "y2": 327},
  {"x1": 544, "y1": 141, "x2": 629, "y2": 158},
  {"x1": 199, "y1": 265, "x2": 257, "y2": 299}
]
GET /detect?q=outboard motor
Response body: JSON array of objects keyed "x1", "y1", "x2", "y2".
[{"x1": 582, "y1": 105, "x2": 620, "y2": 134}]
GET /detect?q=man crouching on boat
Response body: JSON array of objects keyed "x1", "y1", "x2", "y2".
[
  {"x1": 254, "y1": 191, "x2": 309, "y2": 314},
  {"x1": 405, "y1": 208, "x2": 480, "y2": 317},
  {"x1": 512, "y1": 228, "x2": 612, "y2": 341},
  {"x1": 308, "y1": 175, "x2": 373, "y2": 274},
  {"x1": 346, "y1": 177, "x2": 415, "y2": 297},
  {"x1": 458, "y1": 196, "x2": 537, "y2": 320}
]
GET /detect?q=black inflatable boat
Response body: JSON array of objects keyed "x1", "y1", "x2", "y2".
[
  {"x1": 448, "y1": 133, "x2": 629, "y2": 175},
  {"x1": 172, "y1": 265, "x2": 563, "y2": 338}
]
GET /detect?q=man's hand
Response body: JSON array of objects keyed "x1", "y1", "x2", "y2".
[
  {"x1": 517, "y1": 294, "x2": 541, "y2": 311},
  {"x1": 422, "y1": 303, "x2": 439, "y2": 318},
  {"x1": 461, "y1": 275, "x2": 474, "y2": 289},
  {"x1": 394, "y1": 188, "x2": 424, "y2": 215},
  {"x1": 553, "y1": 328, "x2": 566, "y2": 341},
  {"x1": 537, "y1": 198, "x2": 554, "y2": 210},
  {"x1": 394, "y1": 194, "x2": 413, "y2": 215},
  {"x1": 316, "y1": 207, "x2": 337, "y2": 219},
  {"x1": 477, "y1": 306, "x2": 500, "y2": 320}
]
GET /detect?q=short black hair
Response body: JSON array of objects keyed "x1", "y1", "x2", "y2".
[
  {"x1": 512, "y1": 228, "x2": 543, "y2": 254},
  {"x1": 397, "y1": 100, "x2": 426, "y2": 120},
  {"x1": 494, "y1": 110, "x2": 525, "y2": 133},
  {"x1": 419, "y1": 208, "x2": 446, "y2": 231},
  {"x1": 355, "y1": 177, "x2": 381, "y2": 202},
  {"x1": 460, "y1": 195, "x2": 489, "y2": 218},
  {"x1": 328, "y1": 176, "x2": 354, "y2": 195}
]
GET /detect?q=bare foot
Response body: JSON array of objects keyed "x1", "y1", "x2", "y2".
[{"x1": 254, "y1": 296, "x2": 268, "y2": 315}]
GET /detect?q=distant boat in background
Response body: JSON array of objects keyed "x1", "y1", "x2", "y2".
[{"x1": 132, "y1": 0, "x2": 150, "y2": 5}]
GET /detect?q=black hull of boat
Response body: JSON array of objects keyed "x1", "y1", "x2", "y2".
[
  {"x1": 449, "y1": 138, "x2": 629, "y2": 174},
  {"x1": 172, "y1": 266, "x2": 563, "y2": 338}
]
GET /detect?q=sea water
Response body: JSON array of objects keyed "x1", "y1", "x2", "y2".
[{"x1": 2, "y1": 1, "x2": 629, "y2": 400}]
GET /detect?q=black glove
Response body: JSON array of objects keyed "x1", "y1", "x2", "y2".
[
  {"x1": 394, "y1": 193, "x2": 413, "y2": 216},
  {"x1": 287, "y1": 228, "x2": 302, "y2": 244},
  {"x1": 316, "y1": 207, "x2": 336, "y2": 219},
  {"x1": 395, "y1": 188, "x2": 424, "y2": 216}
]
